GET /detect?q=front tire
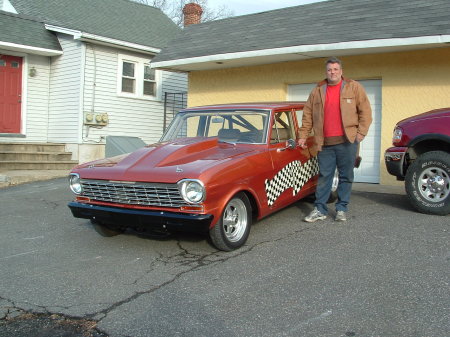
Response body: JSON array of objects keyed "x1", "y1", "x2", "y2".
[
  {"x1": 405, "y1": 151, "x2": 450, "y2": 215},
  {"x1": 91, "y1": 219, "x2": 123, "y2": 237},
  {"x1": 209, "y1": 192, "x2": 252, "y2": 251}
]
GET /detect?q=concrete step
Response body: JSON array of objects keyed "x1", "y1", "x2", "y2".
[
  {"x1": 0, "y1": 143, "x2": 66, "y2": 152},
  {"x1": 0, "y1": 151, "x2": 73, "y2": 161},
  {"x1": 0, "y1": 170, "x2": 69, "y2": 188},
  {"x1": 0, "y1": 161, "x2": 78, "y2": 170}
]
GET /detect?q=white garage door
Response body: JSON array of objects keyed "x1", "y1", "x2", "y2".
[{"x1": 288, "y1": 80, "x2": 382, "y2": 183}]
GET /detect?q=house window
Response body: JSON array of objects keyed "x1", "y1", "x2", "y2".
[
  {"x1": 118, "y1": 55, "x2": 160, "y2": 100},
  {"x1": 122, "y1": 62, "x2": 135, "y2": 93},
  {"x1": 143, "y1": 64, "x2": 156, "y2": 96},
  {"x1": 0, "y1": 60, "x2": 5, "y2": 67}
]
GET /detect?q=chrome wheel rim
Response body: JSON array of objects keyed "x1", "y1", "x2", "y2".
[
  {"x1": 222, "y1": 198, "x2": 248, "y2": 242},
  {"x1": 418, "y1": 167, "x2": 450, "y2": 202}
]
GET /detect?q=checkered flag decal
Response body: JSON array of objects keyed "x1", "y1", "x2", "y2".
[{"x1": 265, "y1": 157, "x2": 319, "y2": 206}]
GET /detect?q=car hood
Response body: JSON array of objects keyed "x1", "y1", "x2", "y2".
[
  {"x1": 72, "y1": 138, "x2": 261, "y2": 183},
  {"x1": 397, "y1": 108, "x2": 450, "y2": 126}
]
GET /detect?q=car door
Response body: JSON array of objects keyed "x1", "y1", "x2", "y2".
[{"x1": 265, "y1": 110, "x2": 318, "y2": 209}]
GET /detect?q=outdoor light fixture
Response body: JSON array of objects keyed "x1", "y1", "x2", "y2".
[{"x1": 29, "y1": 67, "x2": 37, "y2": 77}]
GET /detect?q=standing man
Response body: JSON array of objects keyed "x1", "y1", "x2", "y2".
[{"x1": 298, "y1": 57, "x2": 372, "y2": 222}]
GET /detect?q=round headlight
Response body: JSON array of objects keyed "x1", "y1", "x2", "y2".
[
  {"x1": 69, "y1": 173, "x2": 83, "y2": 195},
  {"x1": 179, "y1": 179, "x2": 205, "y2": 204}
]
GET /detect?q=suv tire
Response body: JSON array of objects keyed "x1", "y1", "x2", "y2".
[{"x1": 405, "y1": 151, "x2": 450, "y2": 215}]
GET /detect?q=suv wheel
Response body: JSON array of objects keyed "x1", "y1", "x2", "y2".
[{"x1": 405, "y1": 151, "x2": 450, "y2": 215}]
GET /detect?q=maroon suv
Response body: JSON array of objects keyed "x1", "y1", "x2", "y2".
[{"x1": 385, "y1": 108, "x2": 450, "y2": 215}]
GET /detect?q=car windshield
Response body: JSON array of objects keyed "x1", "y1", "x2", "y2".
[{"x1": 160, "y1": 110, "x2": 270, "y2": 144}]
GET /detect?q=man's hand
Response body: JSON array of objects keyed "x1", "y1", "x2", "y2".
[
  {"x1": 356, "y1": 133, "x2": 365, "y2": 143},
  {"x1": 298, "y1": 138, "x2": 308, "y2": 149}
]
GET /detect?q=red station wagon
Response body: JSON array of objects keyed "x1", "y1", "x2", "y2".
[{"x1": 68, "y1": 103, "x2": 328, "y2": 251}]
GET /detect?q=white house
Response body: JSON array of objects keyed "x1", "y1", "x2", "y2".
[{"x1": 0, "y1": 0, "x2": 187, "y2": 166}]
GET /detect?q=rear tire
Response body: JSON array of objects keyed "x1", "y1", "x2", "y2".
[
  {"x1": 405, "y1": 151, "x2": 450, "y2": 215},
  {"x1": 209, "y1": 192, "x2": 252, "y2": 251}
]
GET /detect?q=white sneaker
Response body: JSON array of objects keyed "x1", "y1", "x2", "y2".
[
  {"x1": 304, "y1": 207, "x2": 327, "y2": 222},
  {"x1": 335, "y1": 211, "x2": 347, "y2": 221}
]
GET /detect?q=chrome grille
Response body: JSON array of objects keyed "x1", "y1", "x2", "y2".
[{"x1": 81, "y1": 179, "x2": 188, "y2": 208}]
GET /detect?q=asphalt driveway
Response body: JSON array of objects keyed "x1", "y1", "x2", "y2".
[{"x1": 0, "y1": 178, "x2": 448, "y2": 337}]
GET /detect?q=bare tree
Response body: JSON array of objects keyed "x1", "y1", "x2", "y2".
[{"x1": 133, "y1": 0, "x2": 234, "y2": 26}]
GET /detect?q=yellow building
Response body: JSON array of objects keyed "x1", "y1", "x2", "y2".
[{"x1": 153, "y1": 0, "x2": 450, "y2": 185}]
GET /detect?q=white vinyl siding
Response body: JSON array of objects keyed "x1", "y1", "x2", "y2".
[
  {"x1": 83, "y1": 44, "x2": 187, "y2": 145},
  {"x1": 161, "y1": 70, "x2": 188, "y2": 94},
  {"x1": 288, "y1": 79, "x2": 382, "y2": 183},
  {"x1": 0, "y1": 38, "x2": 187, "y2": 149},
  {"x1": 47, "y1": 33, "x2": 82, "y2": 143},
  {"x1": 24, "y1": 55, "x2": 51, "y2": 142}
]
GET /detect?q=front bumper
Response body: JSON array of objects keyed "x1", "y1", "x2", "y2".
[
  {"x1": 384, "y1": 147, "x2": 407, "y2": 179},
  {"x1": 68, "y1": 202, "x2": 213, "y2": 234}
]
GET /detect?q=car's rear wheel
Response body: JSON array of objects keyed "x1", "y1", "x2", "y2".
[
  {"x1": 91, "y1": 219, "x2": 123, "y2": 237},
  {"x1": 209, "y1": 192, "x2": 252, "y2": 251},
  {"x1": 405, "y1": 151, "x2": 450, "y2": 215}
]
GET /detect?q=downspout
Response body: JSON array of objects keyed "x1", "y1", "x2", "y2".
[
  {"x1": 78, "y1": 42, "x2": 86, "y2": 145},
  {"x1": 46, "y1": 56, "x2": 52, "y2": 142}
]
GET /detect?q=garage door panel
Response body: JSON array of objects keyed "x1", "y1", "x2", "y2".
[{"x1": 288, "y1": 80, "x2": 381, "y2": 183}]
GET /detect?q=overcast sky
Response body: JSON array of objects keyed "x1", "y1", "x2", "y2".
[{"x1": 208, "y1": 0, "x2": 326, "y2": 16}]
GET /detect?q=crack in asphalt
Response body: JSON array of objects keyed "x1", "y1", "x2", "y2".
[
  {"x1": 0, "y1": 296, "x2": 107, "y2": 336},
  {"x1": 88, "y1": 224, "x2": 315, "y2": 323},
  {"x1": 87, "y1": 243, "x2": 251, "y2": 321},
  {"x1": 0, "y1": 297, "x2": 17, "y2": 320},
  {"x1": 0, "y1": 223, "x2": 315, "y2": 335},
  {"x1": 40, "y1": 198, "x2": 62, "y2": 210}
]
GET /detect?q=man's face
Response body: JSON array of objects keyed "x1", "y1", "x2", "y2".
[{"x1": 326, "y1": 62, "x2": 343, "y2": 85}]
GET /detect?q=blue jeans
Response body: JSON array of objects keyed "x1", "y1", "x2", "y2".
[{"x1": 314, "y1": 141, "x2": 358, "y2": 214}]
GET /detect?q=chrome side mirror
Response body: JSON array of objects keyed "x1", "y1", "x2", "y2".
[
  {"x1": 278, "y1": 139, "x2": 297, "y2": 152},
  {"x1": 286, "y1": 139, "x2": 296, "y2": 149}
]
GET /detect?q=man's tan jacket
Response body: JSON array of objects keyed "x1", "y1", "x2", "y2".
[{"x1": 298, "y1": 77, "x2": 372, "y2": 151}]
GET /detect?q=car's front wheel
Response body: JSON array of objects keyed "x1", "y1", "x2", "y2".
[
  {"x1": 405, "y1": 151, "x2": 450, "y2": 215},
  {"x1": 91, "y1": 219, "x2": 123, "y2": 237},
  {"x1": 209, "y1": 192, "x2": 252, "y2": 251}
]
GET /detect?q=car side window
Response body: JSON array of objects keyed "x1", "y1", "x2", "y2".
[
  {"x1": 271, "y1": 111, "x2": 294, "y2": 144},
  {"x1": 295, "y1": 109, "x2": 314, "y2": 136}
]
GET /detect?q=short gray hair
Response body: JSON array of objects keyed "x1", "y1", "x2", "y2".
[{"x1": 325, "y1": 57, "x2": 343, "y2": 68}]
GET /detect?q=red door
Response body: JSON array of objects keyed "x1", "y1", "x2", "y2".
[
  {"x1": 0, "y1": 55, "x2": 23, "y2": 133},
  {"x1": 266, "y1": 110, "x2": 317, "y2": 209}
]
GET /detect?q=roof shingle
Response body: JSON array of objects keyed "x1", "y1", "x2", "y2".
[
  {"x1": 9, "y1": 0, "x2": 181, "y2": 49},
  {"x1": 0, "y1": 10, "x2": 61, "y2": 51},
  {"x1": 153, "y1": 0, "x2": 450, "y2": 63}
]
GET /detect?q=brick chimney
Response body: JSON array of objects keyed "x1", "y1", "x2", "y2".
[{"x1": 183, "y1": 3, "x2": 203, "y2": 27}]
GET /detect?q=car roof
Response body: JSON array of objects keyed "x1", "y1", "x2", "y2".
[{"x1": 181, "y1": 102, "x2": 306, "y2": 112}]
